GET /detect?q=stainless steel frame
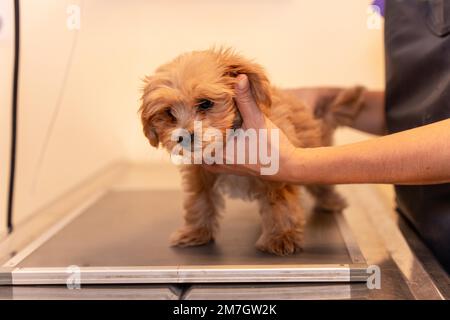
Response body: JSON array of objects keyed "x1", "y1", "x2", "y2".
[{"x1": 4, "y1": 264, "x2": 368, "y2": 285}]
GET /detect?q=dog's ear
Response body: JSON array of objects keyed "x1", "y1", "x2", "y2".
[
  {"x1": 139, "y1": 76, "x2": 160, "y2": 148},
  {"x1": 142, "y1": 116, "x2": 159, "y2": 147},
  {"x1": 220, "y1": 51, "x2": 272, "y2": 111}
]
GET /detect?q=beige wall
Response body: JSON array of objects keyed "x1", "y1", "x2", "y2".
[
  {"x1": 14, "y1": 0, "x2": 131, "y2": 225},
  {"x1": 11, "y1": 0, "x2": 384, "y2": 226},
  {"x1": 0, "y1": 0, "x2": 14, "y2": 236}
]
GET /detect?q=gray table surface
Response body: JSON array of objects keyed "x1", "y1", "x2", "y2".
[{"x1": 16, "y1": 190, "x2": 353, "y2": 267}]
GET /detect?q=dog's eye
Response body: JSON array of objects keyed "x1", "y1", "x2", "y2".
[
  {"x1": 197, "y1": 99, "x2": 214, "y2": 111},
  {"x1": 165, "y1": 108, "x2": 176, "y2": 122}
]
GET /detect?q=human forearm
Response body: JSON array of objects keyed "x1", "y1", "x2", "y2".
[
  {"x1": 350, "y1": 90, "x2": 386, "y2": 135},
  {"x1": 292, "y1": 119, "x2": 450, "y2": 185}
]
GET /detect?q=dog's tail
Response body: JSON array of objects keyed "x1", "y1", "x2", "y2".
[
  {"x1": 311, "y1": 86, "x2": 366, "y2": 145},
  {"x1": 314, "y1": 86, "x2": 366, "y2": 129}
]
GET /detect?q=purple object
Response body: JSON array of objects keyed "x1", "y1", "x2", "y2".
[{"x1": 372, "y1": 0, "x2": 385, "y2": 17}]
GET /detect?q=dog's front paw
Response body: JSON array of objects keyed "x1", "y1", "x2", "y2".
[
  {"x1": 256, "y1": 230, "x2": 303, "y2": 256},
  {"x1": 170, "y1": 226, "x2": 214, "y2": 247}
]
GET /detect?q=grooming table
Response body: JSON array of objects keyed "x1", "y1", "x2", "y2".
[{"x1": 0, "y1": 190, "x2": 367, "y2": 285}]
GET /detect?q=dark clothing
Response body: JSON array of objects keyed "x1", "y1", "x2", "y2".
[{"x1": 385, "y1": 0, "x2": 450, "y2": 273}]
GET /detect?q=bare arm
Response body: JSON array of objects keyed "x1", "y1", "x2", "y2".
[
  {"x1": 204, "y1": 75, "x2": 450, "y2": 185},
  {"x1": 351, "y1": 90, "x2": 386, "y2": 135},
  {"x1": 292, "y1": 119, "x2": 450, "y2": 185}
]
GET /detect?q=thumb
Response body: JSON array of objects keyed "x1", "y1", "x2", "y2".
[{"x1": 235, "y1": 74, "x2": 265, "y2": 127}]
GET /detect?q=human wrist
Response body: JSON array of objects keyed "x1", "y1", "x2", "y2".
[
  {"x1": 284, "y1": 147, "x2": 311, "y2": 184},
  {"x1": 288, "y1": 147, "x2": 332, "y2": 184}
]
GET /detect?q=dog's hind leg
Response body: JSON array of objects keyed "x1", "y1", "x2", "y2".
[{"x1": 306, "y1": 185, "x2": 347, "y2": 214}]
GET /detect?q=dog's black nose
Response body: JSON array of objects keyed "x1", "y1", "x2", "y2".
[{"x1": 177, "y1": 133, "x2": 195, "y2": 146}]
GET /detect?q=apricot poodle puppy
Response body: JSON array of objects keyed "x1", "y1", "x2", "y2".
[{"x1": 139, "y1": 48, "x2": 365, "y2": 255}]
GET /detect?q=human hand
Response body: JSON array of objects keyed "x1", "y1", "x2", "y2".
[{"x1": 202, "y1": 74, "x2": 302, "y2": 182}]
